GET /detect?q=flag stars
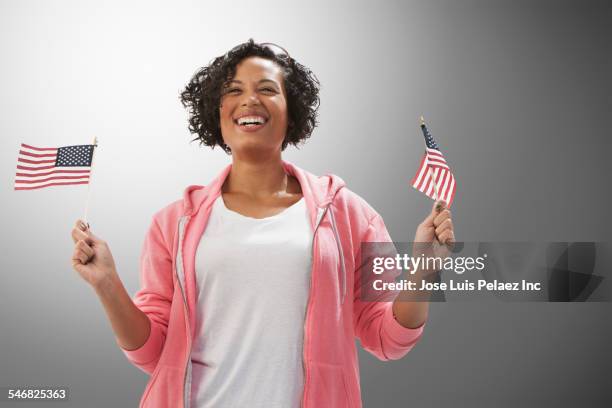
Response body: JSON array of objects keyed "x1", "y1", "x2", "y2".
[
  {"x1": 55, "y1": 145, "x2": 94, "y2": 167},
  {"x1": 424, "y1": 128, "x2": 439, "y2": 150}
]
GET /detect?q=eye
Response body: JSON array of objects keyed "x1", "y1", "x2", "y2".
[
  {"x1": 221, "y1": 87, "x2": 240, "y2": 96},
  {"x1": 260, "y1": 87, "x2": 277, "y2": 93}
]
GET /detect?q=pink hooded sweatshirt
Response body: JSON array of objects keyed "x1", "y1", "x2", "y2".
[{"x1": 118, "y1": 160, "x2": 425, "y2": 407}]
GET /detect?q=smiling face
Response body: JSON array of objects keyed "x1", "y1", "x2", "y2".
[{"x1": 219, "y1": 56, "x2": 289, "y2": 157}]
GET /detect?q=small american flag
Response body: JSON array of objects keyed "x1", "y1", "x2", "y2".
[
  {"x1": 411, "y1": 119, "x2": 456, "y2": 207},
  {"x1": 14, "y1": 143, "x2": 95, "y2": 190}
]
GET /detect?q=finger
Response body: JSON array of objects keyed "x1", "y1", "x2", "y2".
[
  {"x1": 75, "y1": 219, "x2": 88, "y2": 231},
  {"x1": 72, "y1": 257, "x2": 82, "y2": 270},
  {"x1": 433, "y1": 209, "x2": 451, "y2": 228},
  {"x1": 72, "y1": 227, "x2": 92, "y2": 244},
  {"x1": 435, "y1": 218, "x2": 453, "y2": 237},
  {"x1": 72, "y1": 258, "x2": 87, "y2": 275},
  {"x1": 437, "y1": 229, "x2": 455, "y2": 246},
  {"x1": 434, "y1": 200, "x2": 447, "y2": 214},
  {"x1": 421, "y1": 200, "x2": 444, "y2": 227},
  {"x1": 78, "y1": 221, "x2": 103, "y2": 244},
  {"x1": 86, "y1": 230, "x2": 102, "y2": 244},
  {"x1": 71, "y1": 221, "x2": 102, "y2": 245},
  {"x1": 76, "y1": 240, "x2": 95, "y2": 258},
  {"x1": 73, "y1": 249, "x2": 90, "y2": 265}
]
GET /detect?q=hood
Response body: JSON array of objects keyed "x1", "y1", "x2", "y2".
[{"x1": 180, "y1": 160, "x2": 346, "y2": 228}]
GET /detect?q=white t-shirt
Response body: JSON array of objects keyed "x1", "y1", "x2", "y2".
[{"x1": 190, "y1": 195, "x2": 312, "y2": 408}]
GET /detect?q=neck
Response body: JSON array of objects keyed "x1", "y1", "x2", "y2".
[{"x1": 223, "y1": 154, "x2": 290, "y2": 199}]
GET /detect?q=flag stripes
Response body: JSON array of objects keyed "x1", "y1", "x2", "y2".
[
  {"x1": 410, "y1": 123, "x2": 456, "y2": 207},
  {"x1": 14, "y1": 143, "x2": 93, "y2": 190}
]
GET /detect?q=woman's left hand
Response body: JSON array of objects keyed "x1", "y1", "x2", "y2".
[{"x1": 413, "y1": 200, "x2": 455, "y2": 261}]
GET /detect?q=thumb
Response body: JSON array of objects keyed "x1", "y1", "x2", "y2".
[
  {"x1": 85, "y1": 227, "x2": 103, "y2": 244},
  {"x1": 77, "y1": 220, "x2": 102, "y2": 244},
  {"x1": 433, "y1": 200, "x2": 447, "y2": 214},
  {"x1": 422, "y1": 200, "x2": 446, "y2": 226}
]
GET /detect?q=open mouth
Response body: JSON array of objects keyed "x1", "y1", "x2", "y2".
[{"x1": 233, "y1": 115, "x2": 268, "y2": 132}]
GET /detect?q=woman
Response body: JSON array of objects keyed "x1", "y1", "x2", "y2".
[{"x1": 70, "y1": 39, "x2": 455, "y2": 408}]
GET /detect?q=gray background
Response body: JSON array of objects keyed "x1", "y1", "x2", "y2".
[{"x1": 1, "y1": 0, "x2": 610, "y2": 406}]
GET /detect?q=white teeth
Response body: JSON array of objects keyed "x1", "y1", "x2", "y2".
[{"x1": 237, "y1": 116, "x2": 266, "y2": 125}]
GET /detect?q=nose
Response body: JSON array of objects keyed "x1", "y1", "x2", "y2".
[{"x1": 240, "y1": 90, "x2": 261, "y2": 106}]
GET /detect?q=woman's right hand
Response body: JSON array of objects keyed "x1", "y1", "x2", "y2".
[{"x1": 71, "y1": 220, "x2": 118, "y2": 289}]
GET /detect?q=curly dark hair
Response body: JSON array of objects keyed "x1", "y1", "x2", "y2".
[{"x1": 180, "y1": 39, "x2": 321, "y2": 154}]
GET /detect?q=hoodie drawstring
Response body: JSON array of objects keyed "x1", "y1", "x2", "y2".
[{"x1": 327, "y1": 206, "x2": 347, "y2": 306}]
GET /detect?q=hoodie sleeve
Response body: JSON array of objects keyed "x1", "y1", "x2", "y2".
[
  {"x1": 353, "y1": 213, "x2": 426, "y2": 361},
  {"x1": 117, "y1": 216, "x2": 173, "y2": 375}
]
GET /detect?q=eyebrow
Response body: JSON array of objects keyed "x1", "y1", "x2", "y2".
[{"x1": 225, "y1": 79, "x2": 279, "y2": 86}]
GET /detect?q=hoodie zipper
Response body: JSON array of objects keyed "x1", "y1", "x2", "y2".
[
  {"x1": 302, "y1": 203, "x2": 347, "y2": 408},
  {"x1": 176, "y1": 216, "x2": 192, "y2": 408},
  {"x1": 302, "y1": 206, "x2": 327, "y2": 408}
]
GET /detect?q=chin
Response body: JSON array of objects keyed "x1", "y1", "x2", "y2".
[{"x1": 230, "y1": 140, "x2": 281, "y2": 156}]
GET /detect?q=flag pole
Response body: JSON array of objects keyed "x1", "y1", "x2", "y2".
[
  {"x1": 420, "y1": 115, "x2": 440, "y2": 202},
  {"x1": 82, "y1": 136, "x2": 98, "y2": 226}
]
